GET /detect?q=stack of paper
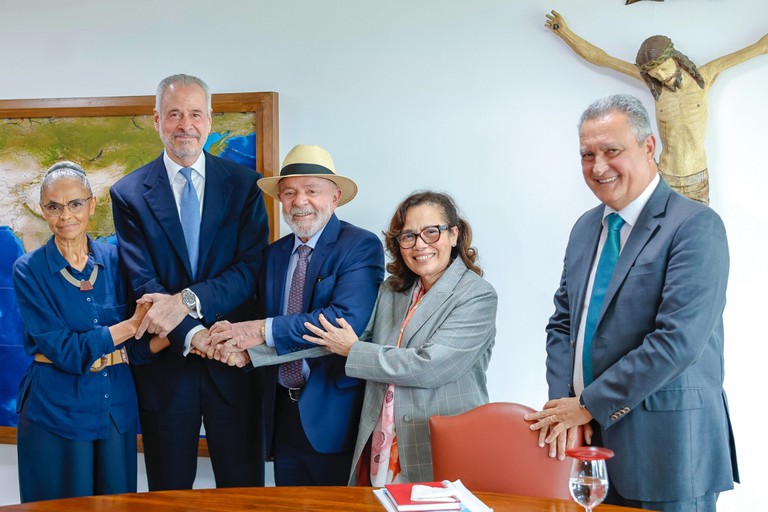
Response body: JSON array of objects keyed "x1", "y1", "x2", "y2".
[{"x1": 373, "y1": 479, "x2": 493, "y2": 512}]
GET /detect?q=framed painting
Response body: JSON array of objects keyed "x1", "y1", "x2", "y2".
[{"x1": 0, "y1": 92, "x2": 279, "y2": 452}]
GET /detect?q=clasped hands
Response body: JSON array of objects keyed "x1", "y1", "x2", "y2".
[
  {"x1": 197, "y1": 312, "x2": 358, "y2": 364},
  {"x1": 132, "y1": 292, "x2": 264, "y2": 367},
  {"x1": 524, "y1": 397, "x2": 594, "y2": 460},
  {"x1": 190, "y1": 319, "x2": 268, "y2": 368}
]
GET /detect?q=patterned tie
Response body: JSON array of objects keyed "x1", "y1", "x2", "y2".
[
  {"x1": 180, "y1": 167, "x2": 201, "y2": 280},
  {"x1": 582, "y1": 213, "x2": 625, "y2": 386},
  {"x1": 279, "y1": 245, "x2": 312, "y2": 388}
]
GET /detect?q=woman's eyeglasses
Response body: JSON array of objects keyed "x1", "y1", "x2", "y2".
[
  {"x1": 396, "y1": 225, "x2": 450, "y2": 249},
  {"x1": 41, "y1": 197, "x2": 93, "y2": 217}
]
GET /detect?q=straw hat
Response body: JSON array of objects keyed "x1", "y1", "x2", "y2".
[{"x1": 257, "y1": 144, "x2": 358, "y2": 206}]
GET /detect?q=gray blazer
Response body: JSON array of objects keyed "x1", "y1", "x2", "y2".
[
  {"x1": 546, "y1": 179, "x2": 738, "y2": 502},
  {"x1": 345, "y1": 257, "x2": 497, "y2": 483}
]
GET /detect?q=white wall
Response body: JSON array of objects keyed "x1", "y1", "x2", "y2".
[{"x1": 0, "y1": 1, "x2": 765, "y2": 509}]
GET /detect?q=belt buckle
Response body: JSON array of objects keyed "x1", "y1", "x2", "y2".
[
  {"x1": 119, "y1": 346, "x2": 129, "y2": 365},
  {"x1": 287, "y1": 387, "x2": 302, "y2": 402}
]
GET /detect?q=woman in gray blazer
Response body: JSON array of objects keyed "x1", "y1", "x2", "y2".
[{"x1": 304, "y1": 191, "x2": 497, "y2": 485}]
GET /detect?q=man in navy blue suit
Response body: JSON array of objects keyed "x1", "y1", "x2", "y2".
[
  {"x1": 110, "y1": 74, "x2": 269, "y2": 490},
  {"x1": 207, "y1": 144, "x2": 384, "y2": 486}
]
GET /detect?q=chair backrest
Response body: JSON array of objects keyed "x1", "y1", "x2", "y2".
[{"x1": 429, "y1": 402, "x2": 572, "y2": 499}]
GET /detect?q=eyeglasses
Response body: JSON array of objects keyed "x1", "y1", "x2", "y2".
[
  {"x1": 396, "y1": 225, "x2": 450, "y2": 249},
  {"x1": 41, "y1": 197, "x2": 93, "y2": 217}
]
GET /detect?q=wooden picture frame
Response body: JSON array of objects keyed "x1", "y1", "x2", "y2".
[{"x1": 0, "y1": 92, "x2": 279, "y2": 456}]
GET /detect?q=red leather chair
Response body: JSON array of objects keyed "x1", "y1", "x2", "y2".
[{"x1": 429, "y1": 402, "x2": 573, "y2": 499}]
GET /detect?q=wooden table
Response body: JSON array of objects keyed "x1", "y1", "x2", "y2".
[{"x1": 0, "y1": 486, "x2": 644, "y2": 511}]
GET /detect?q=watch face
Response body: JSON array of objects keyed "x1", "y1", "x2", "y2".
[{"x1": 182, "y1": 289, "x2": 195, "y2": 308}]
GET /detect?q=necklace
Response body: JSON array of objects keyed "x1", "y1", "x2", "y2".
[{"x1": 59, "y1": 265, "x2": 99, "y2": 291}]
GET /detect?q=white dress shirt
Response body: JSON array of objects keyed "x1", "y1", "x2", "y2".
[
  {"x1": 573, "y1": 173, "x2": 660, "y2": 396},
  {"x1": 163, "y1": 151, "x2": 207, "y2": 353}
]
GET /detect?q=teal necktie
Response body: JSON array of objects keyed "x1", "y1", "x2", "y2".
[
  {"x1": 179, "y1": 167, "x2": 201, "y2": 279},
  {"x1": 583, "y1": 213, "x2": 625, "y2": 386}
]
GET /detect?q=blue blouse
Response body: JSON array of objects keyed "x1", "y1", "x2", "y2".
[{"x1": 13, "y1": 236, "x2": 150, "y2": 441}]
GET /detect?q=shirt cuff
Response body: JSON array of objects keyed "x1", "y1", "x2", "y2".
[
  {"x1": 183, "y1": 325, "x2": 206, "y2": 356},
  {"x1": 265, "y1": 318, "x2": 274, "y2": 347}
]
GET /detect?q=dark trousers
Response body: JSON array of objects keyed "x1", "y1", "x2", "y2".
[
  {"x1": 139, "y1": 358, "x2": 263, "y2": 490},
  {"x1": 273, "y1": 385, "x2": 353, "y2": 486},
  {"x1": 614, "y1": 493, "x2": 718, "y2": 512},
  {"x1": 17, "y1": 414, "x2": 137, "y2": 503}
]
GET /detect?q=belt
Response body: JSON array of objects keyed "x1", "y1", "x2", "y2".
[
  {"x1": 34, "y1": 347, "x2": 129, "y2": 372},
  {"x1": 279, "y1": 385, "x2": 303, "y2": 403}
]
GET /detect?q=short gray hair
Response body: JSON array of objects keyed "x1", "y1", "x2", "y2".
[
  {"x1": 579, "y1": 94, "x2": 653, "y2": 145},
  {"x1": 40, "y1": 161, "x2": 92, "y2": 201},
  {"x1": 155, "y1": 74, "x2": 212, "y2": 113}
]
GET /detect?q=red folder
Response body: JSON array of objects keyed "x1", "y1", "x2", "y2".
[{"x1": 382, "y1": 481, "x2": 461, "y2": 511}]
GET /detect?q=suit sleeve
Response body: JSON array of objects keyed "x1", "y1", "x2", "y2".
[
  {"x1": 110, "y1": 184, "x2": 190, "y2": 350},
  {"x1": 247, "y1": 344, "x2": 329, "y2": 367},
  {"x1": 582, "y1": 208, "x2": 729, "y2": 428},
  {"x1": 545, "y1": 260, "x2": 575, "y2": 400},
  {"x1": 345, "y1": 280, "x2": 497, "y2": 388},
  {"x1": 269, "y1": 232, "x2": 384, "y2": 354},
  {"x1": 110, "y1": 186, "x2": 173, "y2": 298}
]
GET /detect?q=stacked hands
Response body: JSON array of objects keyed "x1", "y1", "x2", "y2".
[
  {"x1": 129, "y1": 290, "x2": 357, "y2": 368},
  {"x1": 130, "y1": 291, "x2": 591, "y2": 459}
]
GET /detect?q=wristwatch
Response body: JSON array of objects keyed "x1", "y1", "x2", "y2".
[{"x1": 181, "y1": 288, "x2": 197, "y2": 311}]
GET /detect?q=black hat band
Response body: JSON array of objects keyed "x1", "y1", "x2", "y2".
[{"x1": 280, "y1": 163, "x2": 334, "y2": 177}]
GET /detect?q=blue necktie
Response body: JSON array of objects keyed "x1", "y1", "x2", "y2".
[
  {"x1": 180, "y1": 167, "x2": 201, "y2": 279},
  {"x1": 583, "y1": 213, "x2": 625, "y2": 386}
]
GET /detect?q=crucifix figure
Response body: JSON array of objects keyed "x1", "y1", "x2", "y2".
[{"x1": 546, "y1": 10, "x2": 767, "y2": 203}]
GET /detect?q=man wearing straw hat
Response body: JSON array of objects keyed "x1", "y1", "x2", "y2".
[{"x1": 208, "y1": 144, "x2": 384, "y2": 486}]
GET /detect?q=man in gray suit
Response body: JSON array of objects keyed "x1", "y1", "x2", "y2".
[{"x1": 526, "y1": 94, "x2": 738, "y2": 511}]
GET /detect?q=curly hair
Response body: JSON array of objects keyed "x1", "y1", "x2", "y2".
[
  {"x1": 384, "y1": 191, "x2": 482, "y2": 293},
  {"x1": 635, "y1": 35, "x2": 705, "y2": 100}
]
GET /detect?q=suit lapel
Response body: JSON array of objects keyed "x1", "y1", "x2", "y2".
[
  {"x1": 141, "y1": 156, "x2": 193, "y2": 278},
  {"x1": 389, "y1": 285, "x2": 414, "y2": 347},
  {"x1": 599, "y1": 179, "x2": 671, "y2": 321},
  {"x1": 198, "y1": 153, "x2": 233, "y2": 276},
  {"x1": 400, "y1": 258, "x2": 466, "y2": 348},
  {"x1": 304, "y1": 214, "x2": 340, "y2": 308},
  {"x1": 267, "y1": 237, "x2": 293, "y2": 317},
  {"x1": 572, "y1": 206, "x2": 604, "y2": 332}
]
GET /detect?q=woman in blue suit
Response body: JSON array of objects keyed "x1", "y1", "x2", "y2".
[{"x1": 13, "y1": 161, "x2": 157, "y2": 502}]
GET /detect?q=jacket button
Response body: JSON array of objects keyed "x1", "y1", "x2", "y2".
[
  {"x1": 610, "y1": 413, "x2": 619, "y2": 421},
  {"x1": 403, "y1": 415, "x2": 412, "y2": 423}
]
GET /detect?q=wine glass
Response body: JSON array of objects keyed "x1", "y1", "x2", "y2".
[{"x1": 565, "y1": 446, "x2": 614, "y2": 512}]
